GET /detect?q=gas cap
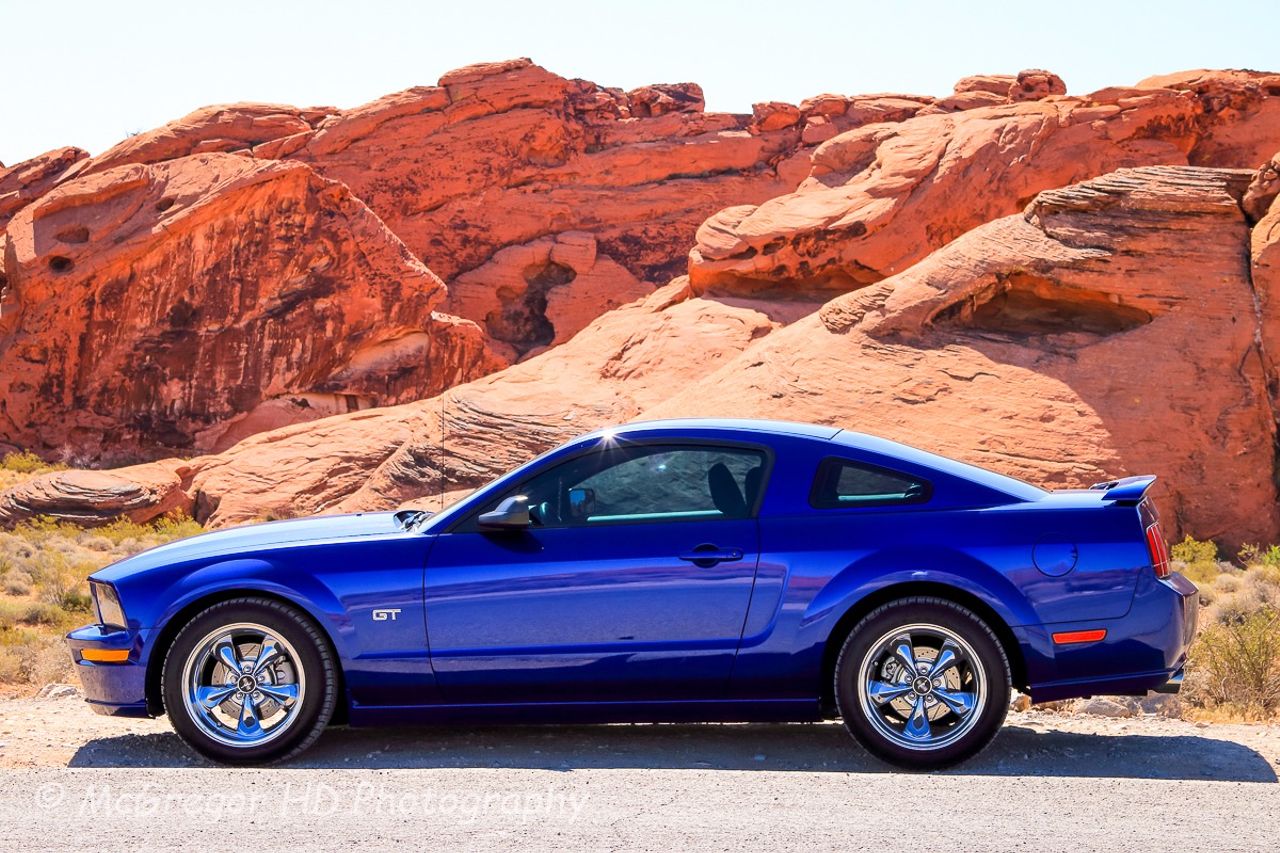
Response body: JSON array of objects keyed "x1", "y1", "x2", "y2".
[{"x1": 1033, "y1": 540, "x2": 1078, "y2": 577}]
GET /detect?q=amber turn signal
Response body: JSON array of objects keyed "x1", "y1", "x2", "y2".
[
  {"x1": 80, "y1": 648, "x2": 130, "y2": 663},
  {"x1": 1051, "y1": 629, "x2": 1108, "y2": 645}
]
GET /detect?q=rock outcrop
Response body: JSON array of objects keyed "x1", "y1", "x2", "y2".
[
  {"x1": 8, "y1": 164, "x2": 1278, "y2": 547},
  {"x1": 689, "y1": 87, "x2": 1198, "y2": 291},
  {"x1": 0, "y1": 147, "x2": 89, "y2": 229},
  {"x1": 0, "y1": 153, "x2": 503, "y2": 461},
  {"x1": 661, "y1": 165, "x2": 1280, "y2": 546}
]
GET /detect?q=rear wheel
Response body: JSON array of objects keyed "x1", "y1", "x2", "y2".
[
  {"x1": 834, "y1": 597, "x2": 1010, "y2": 769},
  {"x1": 161, "y1": 597, "x2": 336, "y2": 765}
]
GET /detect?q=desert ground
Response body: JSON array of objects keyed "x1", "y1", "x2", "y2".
[{"x1": 0, "y1": 692, "x2": 1276, "y2": 851}]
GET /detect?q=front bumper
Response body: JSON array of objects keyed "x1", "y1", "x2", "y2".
[
  {"x1": 65, "y1": 624, "x2": 153, "y2": 717},
  {"x1": 1020, "y1": 571, "x2": 1199, "y2": 702}
]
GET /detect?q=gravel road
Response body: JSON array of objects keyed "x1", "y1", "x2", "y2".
[{"x1": 0, "y1": 695, "x2": 1277, "y2": 851}]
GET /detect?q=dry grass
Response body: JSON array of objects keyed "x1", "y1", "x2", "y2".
[{"x1": 0, "y1": 514, "x2": 202, "y2": 690}]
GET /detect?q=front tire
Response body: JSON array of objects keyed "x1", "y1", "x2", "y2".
[
  {"x1": 161, "y1": 597, "x2": 337, "y2": 765},
  {"x1": 834, "y1": 597, "x2": 1010, "y2": 769}
]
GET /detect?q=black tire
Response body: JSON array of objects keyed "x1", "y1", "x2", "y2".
[
  {"x1": 834, "y1": 596, "x2": 1010, "y2": 770},
  {"x1": 161, "y1": 597, "x2": 337, "y2": 765}
]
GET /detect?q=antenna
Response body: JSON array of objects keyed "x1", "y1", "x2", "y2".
[{"x1": 438, "y1": 387, "x2": 446, "y2": 512}]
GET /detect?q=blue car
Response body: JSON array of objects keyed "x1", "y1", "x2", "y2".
[{"x1": 67, "y1": 419, "x2": 1197, "y2": 768}]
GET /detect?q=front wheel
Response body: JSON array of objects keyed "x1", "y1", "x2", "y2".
[
  {"x1": 161, "y1": 597, "x2": 337, "y2": 764},
  {"x1": 834, "y1": 597, "x2": 1010, "y2": 769}
]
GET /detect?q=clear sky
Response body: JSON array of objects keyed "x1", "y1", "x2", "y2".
[{"x1": 2, "y1": 0, "x2": 1277, "y2": 165}]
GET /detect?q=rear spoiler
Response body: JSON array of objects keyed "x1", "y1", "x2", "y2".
[{"x1": 1088, "y1": 475, "x2": 1157, "y2": 505}]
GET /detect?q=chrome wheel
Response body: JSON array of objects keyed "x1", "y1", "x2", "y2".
[
  {"x1": 856, "y1": 622, "x2": 986, "y2": 752},
  {"x1": 181, "y1": 622, "x2": 306, "y2": 748}
]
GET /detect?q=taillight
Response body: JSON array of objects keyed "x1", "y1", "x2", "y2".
[{"x1": 1145, "y1": 522, "x2": 1170, "y2": 578}]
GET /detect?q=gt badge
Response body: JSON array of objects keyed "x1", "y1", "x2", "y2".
[{"x1": 372, "y1": 608, "x2": 402, "y2": 622}]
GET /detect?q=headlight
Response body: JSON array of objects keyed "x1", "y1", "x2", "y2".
[{"x1": 90, "y1": 581, "x2": 127, "y2": 629}]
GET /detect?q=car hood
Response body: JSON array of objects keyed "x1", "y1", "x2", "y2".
[{"x1": 93, "y1": 511, "x2": 415, "y2": 582}]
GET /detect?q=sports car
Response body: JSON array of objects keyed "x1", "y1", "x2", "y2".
[{"x1": 67, "y1": 419, "x2": 1198, "y2": 768}]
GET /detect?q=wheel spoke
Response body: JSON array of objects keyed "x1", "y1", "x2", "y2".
[
  {"x1": 252, "y1": 636, "x2": 287, "y2": 677},
  {"x1": 256, "y1": 683, "x2": 299, "y2": 706},
  {"x1": 195, "y1": 685, "x2": 238, "y2": 709},
  {"x1": 237, "y1": 693, "x2": 262, "y2": 736},
  {"x1": 867, "y1": 680, "x2": 915, "y2": 705},
  {"x1": 928, "y1": 641, "x2": 960, "y2": 679},
  {"x1": 216, "y1": 640, "x2": 243, "y2": 674},
  {"x1": 903, "y1": 695, "x2": 932, "y2": 741},
  {"x1": 891, "y1": 636, "x2": 918, "y2": 674},
  {"x1": 934, "y1": 687, "x2": 976, "y2": 716}
]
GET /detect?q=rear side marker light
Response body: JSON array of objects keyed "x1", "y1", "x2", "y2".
[
  {"x1": 1145, "y1": 522, "x2": 1171, "y2": 579},
  {"x1": 1052, "y1": 629, "x2": 1107, "y2": 645},
  {"x1": 80, "y1": 648, "x2": 130, "y2": 663}
]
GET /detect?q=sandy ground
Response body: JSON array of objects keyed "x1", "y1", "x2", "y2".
[{"x1": 0, "y1": 693, "x2": 1277, "y2": 851}]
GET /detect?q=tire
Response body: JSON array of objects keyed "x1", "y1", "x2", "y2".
[
  {"x1": 834, "y1": 596, "x2": 1010, "y2": 769},
  {"x1": 161, "y1": 597, "x2": 337, "y2": 765}
]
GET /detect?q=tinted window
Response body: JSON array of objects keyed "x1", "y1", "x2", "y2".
[
  {"x1": 483, "y1": 444, "x2": 767, "y2": 528},
  {"x1": 810, "y1": 458, "x2": 930, "y2": 508}
]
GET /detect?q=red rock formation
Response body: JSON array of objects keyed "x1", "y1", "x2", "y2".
[
  {"x1": 689, "y1": 86, "x2": 1211, "y2": 291},
  {"x1": 1252, "y1": 150, "x2": 1280, "y2": 421},
  {"x1": 0, "y1": 153, "x2": 503, "y2": 461},
  {"x1": 10, "y1": 164, "x2": 1276, "y2": 548},
  {"x1": 1138, "y1": 69, "x2": 1280, "y2": 168},
  {"x1": 656, "y1": 165, "x2": 1279, "y2": 547},
  {"x1": 0, "y1": 147, "x2": 89, "y2": 229},
  {"x1": 286, "y1": 59, "x2": 819, "y2": 348},
  {"x1": 65, "y1": 103, "x2": 336, "y2": 179}
]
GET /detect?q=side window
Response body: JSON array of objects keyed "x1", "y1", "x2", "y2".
[
  {"x1": 810, "y1": 458, "x2": 930, "y2": 508},
  {"x1": 481, "y1": 444, "x2": 767, "y2": 528}
]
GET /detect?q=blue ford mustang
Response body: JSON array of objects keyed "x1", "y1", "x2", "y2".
[{"x1": 67, "y1": 419, "x2": 1197, "y2": 768}]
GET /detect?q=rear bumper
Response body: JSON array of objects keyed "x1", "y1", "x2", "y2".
[
  {"x1": 66, "y1": 624, "x2": 154, "y2": 717},
  {"x1": 1020, "y1": 571, "x2": 1198, "y2": 703}
]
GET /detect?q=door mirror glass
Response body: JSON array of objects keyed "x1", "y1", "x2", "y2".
[
  {"x1": 567, "y1": 487, "x2": 596, "y2": 521},
  {"x1": 477, "y1": 495, "x2": 532, "y2": 530}
]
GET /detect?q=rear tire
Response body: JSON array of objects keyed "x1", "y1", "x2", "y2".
[
  {"x1": 834, "y1": 597, "x2": 1010, "y2": 769},
  {"x1": 161, "y1": 597, "x2": 336, "y2": 765}
]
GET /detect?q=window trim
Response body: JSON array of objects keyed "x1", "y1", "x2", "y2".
[
  {"x1": 450, "y1": 438, "x2": 776, "y2": 533},
  {"x1": 808, "y1": 456, "x2": 933, "y2": 510}
]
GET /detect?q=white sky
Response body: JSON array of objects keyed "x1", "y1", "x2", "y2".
[{"x1": 2, "y1": 0, "x2": 1277, "y2": 165}]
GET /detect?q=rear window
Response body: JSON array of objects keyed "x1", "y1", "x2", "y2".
[{"x1": 810, "y1": 458, "x2": 931, "y2": 508}]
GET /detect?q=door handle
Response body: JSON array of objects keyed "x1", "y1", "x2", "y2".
[{"x1": 678, "y1": 544, "x2": 744, "y2": 567}]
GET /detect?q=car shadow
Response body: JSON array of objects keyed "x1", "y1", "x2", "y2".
[{"x1": 67, "y1": 720, "x2": 1278, "y2": 782}]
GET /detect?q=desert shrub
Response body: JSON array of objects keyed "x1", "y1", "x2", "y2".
[
  {"x1": 1184, "y1": 557, "x2": 1280, "y2": 717},
  {"x1": 0, "y1": 451, "x2": 63, "y2": 475},
  {"x1": 1241, "y1": 543, "x2": 1280, "y2": 569},
  {"x1": 20, "y1": 602, "x2": 62, "y2": 626},
  {"x1": 3, "y1": 571, "x2": 32, "y2": 597},
  {"x1": 1189, "y1": 608, "x2": 1280, "y2": 714},
  {"x1": 1170, "y1": 536, "x2": 1229, "y2": 586},
  {"x1": 0, "y1": 647, "x2": 22, "y2": 683}
]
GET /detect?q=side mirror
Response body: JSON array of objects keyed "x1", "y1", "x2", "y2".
[{"x1": 477, "y1": 495, "x2": 531, "y2": 530}]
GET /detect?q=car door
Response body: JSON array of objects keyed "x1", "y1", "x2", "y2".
[{"x1": 423, "y1": 442, "x2": 769, "y2": 704}]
